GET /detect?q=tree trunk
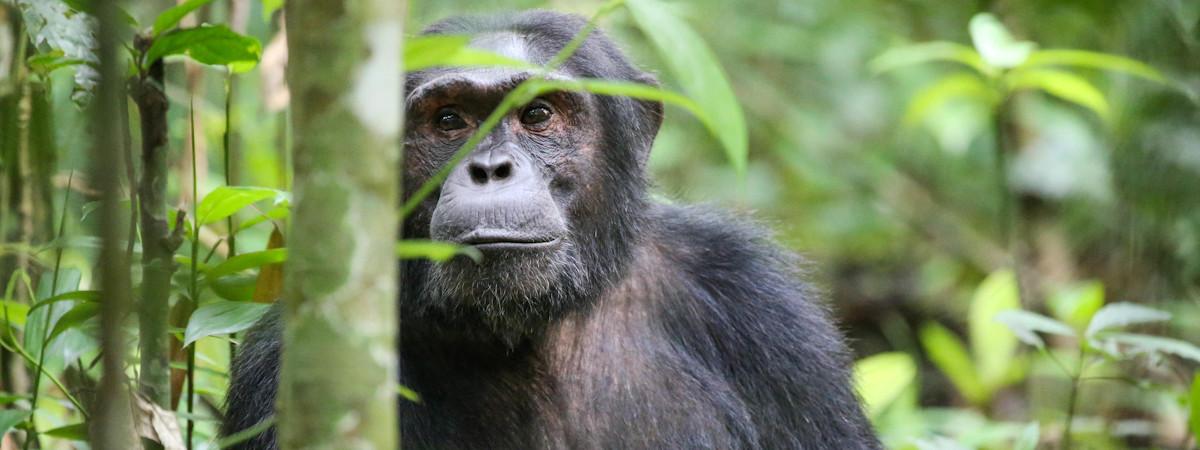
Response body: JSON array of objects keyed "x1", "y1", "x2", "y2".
[
  {"x1": 89, "y1": 0, "x2": 138, "y2": 447},
  {"x1": 278, "y1": 0, "x2": 404, "y2": 448}
]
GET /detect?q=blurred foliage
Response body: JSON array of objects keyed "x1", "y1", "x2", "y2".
[{"x1": 0, "y1": 0, "x2": 1196, "y2": 448}]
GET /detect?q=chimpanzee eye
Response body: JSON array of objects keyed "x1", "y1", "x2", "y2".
[
  {"x1": 435, "y1": 109, "x2": 467, "y2": 131},
  {"x1": 520, "y1": 104, "x2": 553, "y2": 126}
]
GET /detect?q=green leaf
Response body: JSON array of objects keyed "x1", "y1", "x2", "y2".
[
  {"x1": 16, "y1": 0, "x2": 100, "y2": 101},
  {"x1": 1102, "y1": 333, "x2": 1200, "y2": 363},
  {"x1": 919, "y1": 322, "x2": 987, "y2": 404},
  {"x1": 1085, "y1": 302, "x2": 1171, "y2": 339},
  {"x1": 206, "y1": 249, "x2": 288, "y2": 281},
  {"x1": 404, "y1": 35, "x2": 537, "y2": 72},
  {"x1": 0, "y1": 410, "x2": 30, "y2": 436},
  {"x1": 852, "y1": 352, "x2": 916, "y2": 419},
  {"x1": 197, "y1": 186, "x2": 285, "y2": 226},
  {"x1": 1190, "y1": 373, "x2": 1200, "y2": 441},
  {"x1": 626, "y1": 0, "x2": 748, "y2": 173},
  {"x1": 397, "y1": 240, "x2": 482, "y2": 263},
  {"x1": 1047, "y1": 281, "x2": 1105, "y2": 332},
  {"x1": 29, "y1": 290, "x2": 100, "y2": 313},
  {"x1": 968, "y1": 13, "x2": 1036, "y2": 68},
  {"x1": 26, "y1": 50, "x2": 88, "y2": 75},
  {"x1": 1013, "y1": 422, "x2": 1040, "y2": 450},
  {"x1": 869, "y1": 41, "x2": 993, "y2": 76},
  {"x1": 1023, "y1": 49, "x2": 1165, "y2": 84},
  {"x1": 151, "y1": 0, "x2": 214, "y2": 37},
  {"x1": 398, "y1": 384, "x2": 422, "y2": 403},
  {"x1": 42, "y1": 422, "x2": 88, "y2": 440},
  {"x1": 238, "y1": 200, "x2": 290, "y2": 231},
  {"x1": 210, "y1": 273, "x2": 258, "y2": 302},
  {"x1": 145, "y1": 24, "x2": 262, "y2": 72},
  {"x1": 1005, "y1": 68, "x2": 1110, "y2": 120},
  {"x1": 183, "y1": 301, "x2": 272, "y2": 347},
  {"x1": 262, "y1": 0, "x2": 284, "y2": 18},
  {"x1": 902, "y1": 73, "x2": 996, "y2": 126},
  {"x1": 47, "y1": 303, "x2": 100, "y2": 344},
  {"x1": 522, "y1": 78, "x2": 711, "y2": 132},
  {"x1": 0, "y1": 301, "x2": 30, "y2": 328},
  {"x1": 994, "y1": 310, "x2": 1076, "y2": 349},
  {"x1": 968, "y1": 270, "x2": 1021, "y2": 390}
]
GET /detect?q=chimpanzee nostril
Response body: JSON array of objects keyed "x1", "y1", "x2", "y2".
[
  {"x1": 494, "y1": 162, "x2": 512, "y2": 180},
  {"x1": 468, "y1": 164, "x2": 489, "y2": 185}
]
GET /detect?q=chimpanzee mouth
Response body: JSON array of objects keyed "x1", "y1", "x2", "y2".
[{"x1": 457, "y1": 230, "x2": 564, "y2": 251}]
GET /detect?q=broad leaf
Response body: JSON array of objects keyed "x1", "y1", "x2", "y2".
[
  {"x1": 969, "y1": 13, "x2": 1036, "y2": 68},
  {"x1": 1006, "y1": 68, "x2": 1109, "y2": 120},
  {"x1": 206, "y1": 249, "x2": 288, "y2": 281},
  {"x1": 15, "y1": 0, "x2": 99, "y2": 102},
  {"x1": 209, "y1": 273, "x2": 257, "y2": 302},
  {"x1": 0, "y1": 301, "x2": 30, "y2": 328},
  {"x1": 145, "y1": 24, "x2": 262, "y2": 72},
  {"x1": 43, "y1": 422, "x2": 88, "y2": 440},
  {"x1": 29, "y1": 290, "x2": 100, "y2": 313},
  {"x1": 252, "y1": 228, "x2": 287, "y2": 303},
  {"x1": 0, "y1": 410, "x2": 30, "y2": 436},
  {"x1": 47, "y1": 303, "x2": 100, "y2": 344},
  {"x1": 405, "y1": 35, "x2": 536, "y2": 72},
  {"x1": 968, "y1": 270, "x2": 1020, "y2": 389},
  {"x1": 25, "y1": 50, "x2": 88, "y2": 75},
  {"x1": 152, "y1": 0, "x2": 215, "y2": 37},
  {"x1": 920, "y1": 322, "x2": 987, "y2": 404},
  {"x1": 994, "y1": 310, "x2": 1076, "y2": 349},
  {"x1": 183, "y1": 301, "x2": 272, "y2": 347},
  {"x1": 1102, "y1": 333, "x2": 1200, "y2": 363},
  {"x1": 869, "y1": 41, "x2": 992, "y2": 76},
  {"x1": 1023, "y1": 49, "x2": 1165, "y2": 83},
  {"x1": 397, "y1": 240, "x2": 482, "y2": 263},
  {"x1": 1085, "y1": 302, "x2": 1171, "y2": 339},
  {"x1": 852, "y1": 352, "x2": 916, "y2": 419},
  {"x1": 626, "y1": 0, "x2": 748, "y2": 173},
  {"x1": 902, "y1": 73, "x2": 996, "y2": 126},
  {"x1": 197, "y1": 186, "x2": 285, "y2": 226}
]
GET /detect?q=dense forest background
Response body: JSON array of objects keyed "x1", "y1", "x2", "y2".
[{"x1": 0, "y1": 0, "x2": 1197, "y2": 448}]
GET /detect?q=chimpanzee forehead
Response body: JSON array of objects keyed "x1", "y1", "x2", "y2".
[{"x1": 468, "y1": 32, "x2": 543, "y2": 65}]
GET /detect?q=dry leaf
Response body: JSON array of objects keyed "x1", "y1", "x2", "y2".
[
  {"x1": 253, "y1": 226, "x2": 286, "y2": 303},
  {"x1": 134, "y1": 394, "x2": 186, "y2": 450}
]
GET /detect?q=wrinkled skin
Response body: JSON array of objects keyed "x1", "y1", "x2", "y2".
[{"x1": 223, "y1": 10, "x2": 882, "y2": 450}]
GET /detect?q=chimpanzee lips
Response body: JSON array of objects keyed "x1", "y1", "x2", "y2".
[{"x1": 456, "y1": 229, "x2": 564, "y2": 251}]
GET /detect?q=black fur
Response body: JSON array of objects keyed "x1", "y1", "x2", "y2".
[{"x1": 223, "y1": 10, "x2": 880, "y2": 449}]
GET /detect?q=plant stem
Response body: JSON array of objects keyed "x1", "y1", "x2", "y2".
[{"x1": 1062, "y1": 350, "x2": 1086, "y2": 449}]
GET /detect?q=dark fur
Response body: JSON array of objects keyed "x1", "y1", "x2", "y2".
[{"x1": 223, "y1": 10, "x2": 880, "y2": 449}]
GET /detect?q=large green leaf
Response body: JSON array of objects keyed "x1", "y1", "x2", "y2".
[
  {"x1": 994, "y1": 310, "x2": 1076, "y2": 349},
  {"x1": 852, "y1": 352, "x2": 916, "y2": 419},
  {"x1": 1023, "y1": 49, "x2": 1165, "y2": 83},
  {"x1": 968, "y1": 270, "x2": 1020, "y2": 389},
  {"x1": 152, "y1": 0, "x2": 215, "y2": 37},
  {"x1": 1005, "y1": 68, "x2": 1110, "y2": 120},
  {"x1": 43, "y1": 422, "x2": 88, "y2": 440},
  {"x1": 0, "y1": 301, "x2": 30, "y2": 328},
  {"x1": 206, "y1": 249, "x2": 288, "y2": 281},
  {"x1": 968, "y1": 13, "x2": 1036, "y2": 68},
  {"x1": 869, "y1": 41, "x2": 993, "y2": 76},
  {"x1": 1102, "y1": 333, "x2": 1200, "y2": 363},
  {"x1": 197, "y1": 186, "x2": 286, "y2": 226},
  {"x1": 0, "y1": 410, "x2": 30, "y2": 437},
  {"x1": 15, "y1": 0, "x2": 99, "y2": 102},
  {"x1": 1085, "y1": 302, "x2": 1171, "y2": 339},
  {"x1": 902, "y1": 73, "x2": 996, "y2": 126},
  {"x1": 404, "y1": 35, "x2": 536, "y2": 72},
  {"x1": 920, "y1": 322, "x2": 987, "y2": 404},
  {"x1": 396, "y1": 241, "x2": 481, "y2": 263},
  {"x1": 47, "y1": 303, "x2": 100, "y2": 344},
  {"x1": 625, "y1": 0, "x2": 748, "y2": 173},
  {"x1": 183, "y1": 301, "x2": 272, "y2": 347},
  {"x1": 145, "y1": 24, "x2": 262, "y2": 72}
]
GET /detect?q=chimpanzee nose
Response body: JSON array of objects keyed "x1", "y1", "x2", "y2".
[{"x1": 466, "y1": 149, "x2": 518, "y2": 185}]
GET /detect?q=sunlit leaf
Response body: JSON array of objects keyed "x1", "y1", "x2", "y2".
[
  {"x1": 920, "y1": 322, "x2": 987, "y2": 404},
  {"x1": 145, "y1": 24, "x2": 262, "y2": 72},
  {"x1": 151, "y1": 0, "x2": 214, "y2": 37},
  {"x1": 197, "y1": 186, "x2": 286, "y2": 226},
  {"x1": 1005, "y1": 68, "x2": 1110, "y2": 120},
  {"x1": 1102, "y1": 333, "x2": 1200, "y2": 363},
  {"x1": 902, "y1": 73, "x2": 996, "y2": 126},
  {"x1": 626, "y1": 0, "x2": 748, "y2": 173},
  {"x1": 398, "y1": 384, "x2": 422, "y2": 403},
  {"x1": 405, "y1": 35, "x2": 536, "y2": 72},
  {"x1": 1023, "y1": 49, "x2": 1165, "y2": 83},
  {"x1": 994, "y1": 310, "x2": 1076, "y2": 349},
  {"x1": 206, "y1": 249, "x2": 288, "y2": 281},
  {"x1": 968, "y1": 270, "x2": 1020, "y2": 389},
  {"x1": 852, "y1": 352, "x2": 916, "y2": 419},
  {"x1": 969, "y1": 13, "x2": 1036, "y2": 68},
  {"x1": 1047, "y1": 281, "x2": 1105, "y2": 332},
  {"x1": 397, "y1": 240, "x2": 482, "y2": 263},
  {"x1": 869, "y1": 41, "x2": 993, "y2": 76},
  {"x1": 0, "y1": 301, "x2": 30, "y2": 328},
  {"x1": 183, "y1": 301, "x2": 272, "y2": 347},
  {"x1": 1085, "y1": 302, "x2": 1171, "y2": 339}
]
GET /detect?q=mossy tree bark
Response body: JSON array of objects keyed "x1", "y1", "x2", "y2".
[{"x1": 278, "y1": 0, "x2": 403, "y2": 448}]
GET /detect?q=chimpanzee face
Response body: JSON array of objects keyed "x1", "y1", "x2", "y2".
[{"x1": 403, "y1": 34, "x2": 602, "y2": 328}]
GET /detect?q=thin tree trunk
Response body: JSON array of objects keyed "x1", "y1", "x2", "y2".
[
  {"x1": 132, "y1": 34, "x2": 183, "y2": 416},
  {"x1": 278, "y1": 0, "x2": 403, "y2": 448},
  {"x1": 90, "y1": 0, "x2": 138, "y2": 446}
]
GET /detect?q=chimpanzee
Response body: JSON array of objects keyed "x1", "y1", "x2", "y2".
[{"x1": 223, "y1": 10, "x2": 881, "y2": 450}]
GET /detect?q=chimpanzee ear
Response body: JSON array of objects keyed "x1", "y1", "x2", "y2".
[{"x1": 633, "y1": 72, "x2": 665, "y2": 163}]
